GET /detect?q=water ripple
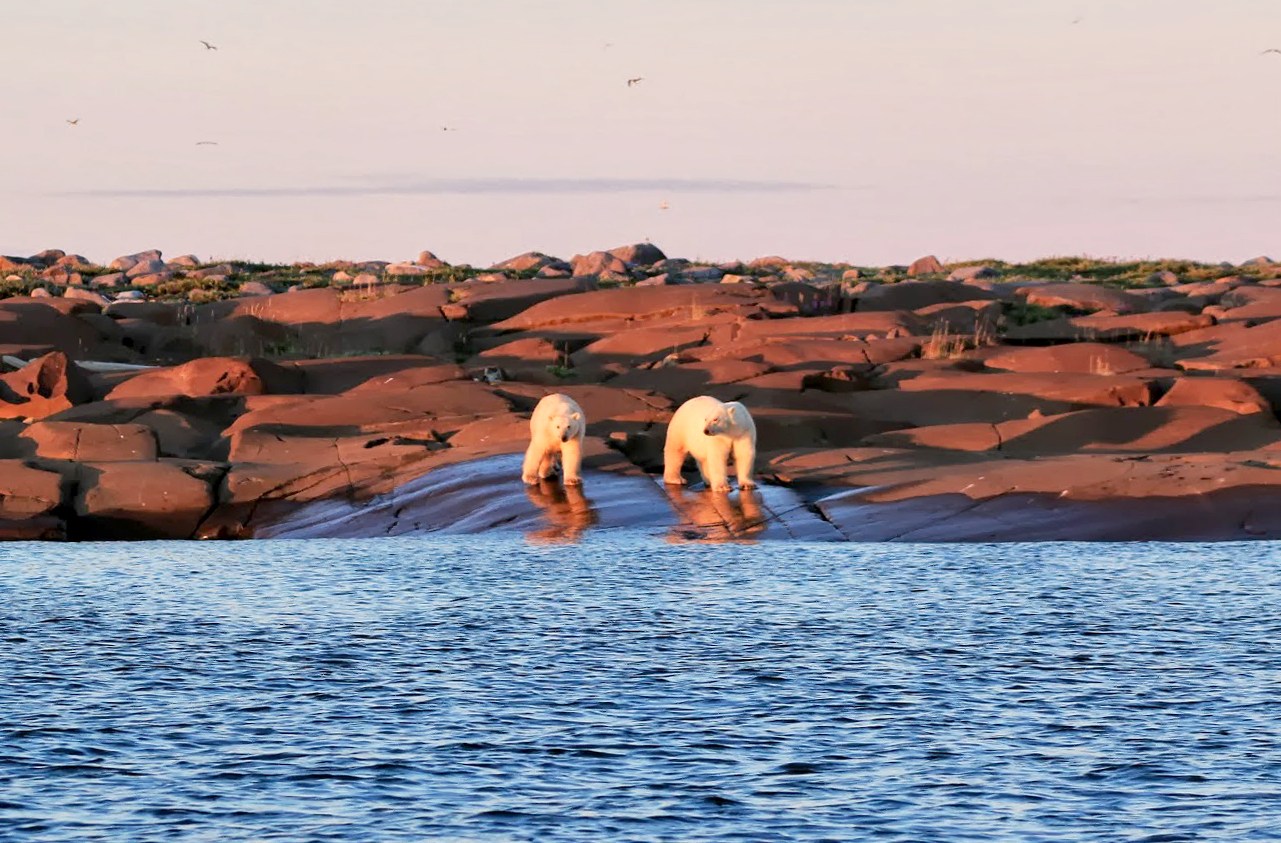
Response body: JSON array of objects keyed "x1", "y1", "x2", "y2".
[{"x1": 2, "y1": 538, "x2": 1280, "y2": 841}]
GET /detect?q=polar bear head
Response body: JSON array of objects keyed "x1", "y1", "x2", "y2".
[
  {"x1": 702, "y1": 401, "x2": 749, "y2": 436},
  {"x1": 550, "y1": 408, "x2": 584, "y2": 443}
]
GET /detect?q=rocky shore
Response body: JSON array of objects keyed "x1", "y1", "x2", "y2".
[{"x1": 2, "y1": 244, "x2": 1281, "y2": 542}]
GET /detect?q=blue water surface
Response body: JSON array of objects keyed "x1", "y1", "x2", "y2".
[{"x1": 2, "y1": 537, "x2": 1280, "y2": 841}]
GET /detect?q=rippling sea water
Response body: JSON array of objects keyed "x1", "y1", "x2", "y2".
[{"x1": 2, "y1": 537, "x2": 1280, "y2": 841}]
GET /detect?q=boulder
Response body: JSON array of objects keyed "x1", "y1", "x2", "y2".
[
  {"x1": 74, "y1": 460, "x2": 216, "y2": 539},
  {"x1": 416, "y1": 250, "x2": 449, "y2": 269},
  {"x1": 1155, "y1": 377, "x2": 1272, "y2": 414},
  {"x1": 1019, "y1": 282, "x2": 1145, "y2": 315},
  {"x1": 571, "y1": 251, "x2": 631, "y2": 278},
  {"x1": 0, "y1": 352, "x2": 94, "y2": 420},
  {"x1": 105, "y1": 357, "x2": 286, "y2": 400},
  {"x1": 607, "y1": 243, "x2": 667, "y2": 266},
  {"x1": 109, "y1": 250, "x2": 162, "y2": 272},
  {"x1": 907, "y1": 255, "x2": 944, "y2": 276},
  {"x1": 21, "y1": 421, "x2": 157, "y2": 461},
  {"x1": 0, "y1": 460, "x2": 65, "y2": 518},
  {"x1": 947, "y1": 265, "x2": 998, "y2": 282}
]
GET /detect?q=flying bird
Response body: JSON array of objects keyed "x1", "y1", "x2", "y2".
[
  {"x1": 1263, "y1": 48, "x2": 1281, "y2": 55},
  {"x1": 195, "y1": 141, "x2": 219, "y2": 146},
  {"x1": 200, "y1": 40, "x2": 218, "y2": 50},
  {"x1": 441, "y1": 126, "x2": 457, "y2": 132},
  {"x1": 626, "y1": 77, "x2": 644, "y2": 87},
  {"x1": 65, "y1": 118, "x2": 79, "y2": 126}
]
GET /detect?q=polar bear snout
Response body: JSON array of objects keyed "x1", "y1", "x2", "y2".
[{"x1": 562, "y1": 431, "x2": 571, "y2": 443}]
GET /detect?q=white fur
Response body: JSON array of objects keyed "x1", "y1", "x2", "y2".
[
  {"x1": 522, "y1": 393, "x2": 586, "y2": 485},
  {"x1": 663, "y1": 395, "x2": 757, "y2": 492}
]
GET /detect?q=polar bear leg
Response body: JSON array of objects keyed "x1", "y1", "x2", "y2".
[
  {"x1": 560, "y1": 437, "x2": 583, "y2": 485},
  {"x1": 522, "y1": 444, "x2": 546, "y2": 485},
  {"x1": 701, "y1": 443, "x2": 731, "y2": 492},
  {"x1": 663, "y1": 440, "x2": 689, "y2": 485},
  {"x1": 733, "y1": 437, "x2": 757, "y2": 489},
  {"x1": 537, "y1": 452, "x2": 558, "y2": 479}
]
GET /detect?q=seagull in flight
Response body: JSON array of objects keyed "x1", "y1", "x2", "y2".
[
  {"x1": 200, "y1": 40, "x2": 218, "y2": 51},
  {"x1": 195, "y1": 141, "x2": 219, "y2": 146},
  {"x1": 1263, "y1": 48, "x2": 1281, "y2": 55},
  {"x1": 441, "y1": 126, "x2": 457, "y2": 132},
  {"x1": 626, "y1": 77, "x2": 644, "y2": 87},
  {"x1": 65, "y1": 118, "x2": 79, "y2": 126}
]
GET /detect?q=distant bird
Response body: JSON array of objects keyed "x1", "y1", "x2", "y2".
[
  {"x1": 441, "y1": 126, "x2": 457, "y2": 132},
  {"x1": 659, "y1": 200, "x2": 670, "y2": 210},
  {"x1": 1263, "y1": 48, "x2": 1281, "y2": 55},
  {"x1": 195, "y1": 141, "x2": 219, "y2": 146},
  {"x1": 626, "y1": 77, "x2": 644, "y2": 87},
  {"x1": 1071, "y1": 16, "x2": 1083, "y2": 24},
  {"x1": 65, "y1": 118, "x2": 79, "y2": 126},
  {"x1": 200, "y1": 40, "x2": 218, "y2": 50}
]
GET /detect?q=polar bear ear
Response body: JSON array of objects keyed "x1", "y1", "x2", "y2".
[{"x1": 570, "y1": 412, "x2": 582, "y2": 421}]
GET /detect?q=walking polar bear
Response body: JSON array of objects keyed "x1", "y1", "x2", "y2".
[
  {"x1": 522, "y1": 393, "x2": 586, "y2": 486},
  {"x1": 663, "y1": 395, "x2": 757, "y2": 493}
]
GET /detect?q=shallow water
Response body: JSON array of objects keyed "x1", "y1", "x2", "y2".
[{"x1": 2, "y1": 537, "x2": 1280, "y2": 841}]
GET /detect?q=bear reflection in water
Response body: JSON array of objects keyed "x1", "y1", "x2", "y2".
[
  {"x1": 663, "y1": 485, "x2": 767, "y2": 543},
  {"x1": 523, "y1": 479, "x2": 599, "y2": 543}
]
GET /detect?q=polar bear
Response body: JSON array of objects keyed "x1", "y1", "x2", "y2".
[
  {"x1": 663, "y1": 395, "x2": 757, "y2": 492},
  {"x1": 522, "y1": 393, "x2": 586, "y2": 485}
]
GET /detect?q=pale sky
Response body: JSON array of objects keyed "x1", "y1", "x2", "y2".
[{"x1": 3, "y1": 0, "x2": 1279, "y2": 267}]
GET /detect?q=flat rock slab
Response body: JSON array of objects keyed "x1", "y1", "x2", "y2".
[
  {"x1": 253, "y1": 453, "x2": 842, "y2": 542},
  {"x1": 816, "y1": 486, "x2": 1281, "y2": 541}
]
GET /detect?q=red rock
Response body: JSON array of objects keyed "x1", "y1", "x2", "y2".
[
  {"x1": 109, "y1": 249, "x2": 162, "y2": 271},
  {"x1": 1019, "y1": 282, "x2": 1145, "y2": 314},
  {"x1": 857, "y1": 280, "x2": 996, "y2": 312},
  {"x1": 0, "y1": 299, "x2": 106, "y2": 357},
  {"x1": 1005, "y1": 312, "x2": 1214, "y2": 342},
  {"x1": 289, "y1": 356, "x2": 447, "y2": 394},
  {"x1": 0, "y1": 352, "x2": 94, "y2": 420},
  {"x1": 492, "y1": 285, "x2": 771, "y2": 331},
  {"x1": 896, "y1": 370, "x2": 1152, "y2": 407},
  {"x1": 907, "y1": 255, "x2": 944, "y2": 276},
  {"x1": 607, "y1": 242, "x2": 666, "y2": 266},
  {"x1": 21, "y1": 421, "x2": 157, "y2": 460},
  {"x1": 105, "y1": 357, "x2": 281, "y2": 400},
  {"x1": 984, "y1": 343, "x2": 1150, "y2": 375},
  {"x1": 0, "y1": 459, "x2": 66, "y2": 518},
  {"x1": 1155, "y1": 377, "x2": 1271, "y2": 414},
  {"x1": 1174, "y1": 322, "x2": 1281, "y2": 371},
  {"x1": 1215, "y1": 286, "x2": 1281, "y2": 322},
  {"x1": 737, "y1": 311, "x2": 923, "y2": 339},
  {"x1": 571, "y1": 251, "x2": 631, "y2": 278},
  {"x1": 74, "y1": 460, "x2": 215, "y2": 539},
  {"x1": 606, "y1": 360, "x2": 772, "y2": 404},
  {"x1": 450, "y1": 276, "x2": 596, "y2": 322},
  {"x1": 415, "y1": 250, "x2": 449, "y2": 269},
  {"x1": 223, "y1": 382, "x2": 511, "y2": 438}
]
